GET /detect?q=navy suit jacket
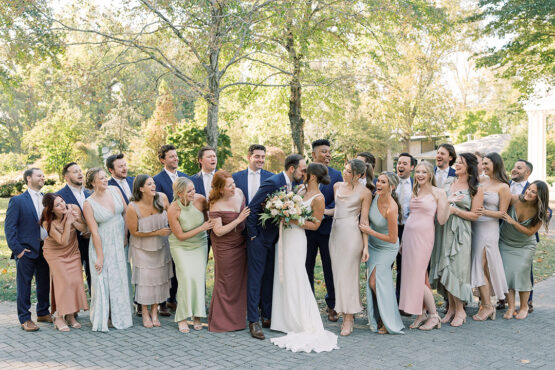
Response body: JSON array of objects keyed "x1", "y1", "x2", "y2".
[
  {"x1": 108, "y1": 177, "x2": 135, "y2": 204},
  {"x1": 153, "y1": 170, "x2": 188, "y2": 203},
  {"x1": 316, "y1": 166, "x2": 343, "y2": 235},
  {"x1": 434, "y1": 166, "x2": 456, "y2": 178},
  {"x1": 232, "y1": 169, "x2": 274, "y2": 206},
  {"x1": 5, "y1": 191, "x2": 43, "y2": 259},
  {"x1": 246, "y1": 172, "x2": 288, "y2": 244}
]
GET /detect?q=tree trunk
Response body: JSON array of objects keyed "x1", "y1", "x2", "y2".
[
  {"x1": 206, "y1": 2, "x2": 222, "y2": 150},
  {"x1": 285, "y1": 29, "x2": 305, "y2": 156}
]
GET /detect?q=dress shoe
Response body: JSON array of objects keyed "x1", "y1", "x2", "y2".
[
  {"x1": 37, "y1": 315, "x2": 53, "y2": 323},
  {"x1": 261, "y1": 318, "x2": 271, "y2": 328},
  {"x1": 167, "y1": 302, "x2": 177, "y2": 311},
  {"x1": 158, "y1": 306, "x2": 171, "y2": 317},
  {"x1": 399, "y1": 310, "x2": 411, "y2": 317},
  {"x1": 327, "y1": 308, "x2": 338, "y2": 322},
  {"x1": 21, "y1": 320, "x2": 39, "y2": 332},
  {"x1": 249, "y1": 322, "x2": 265, "y2": 340},
  {"x1": 496, "y1": 299, "x2": 506, "y2": 310},
  {"x1": 528, "y1": 302, "x2": 533, "y2": 313}
]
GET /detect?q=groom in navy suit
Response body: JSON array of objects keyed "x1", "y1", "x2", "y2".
[
  {"x1": 153, "y1": 144, "x2": 188, "y2": 314},
  {"x1": 232, "y1": 144, "x2": 273, "y2": 205},
  {"x1": 246, "y1": 154, "x2": 307, "y2": 339},
  {"x1": 57, "y1": 162, "x2": 92, "y2": 291},
  {"x1": 5, "y1": 168, "x2": 51, "y2": 331},
  {"x1": 305, "y1": 139, "x2": 342, "y2": 322}
]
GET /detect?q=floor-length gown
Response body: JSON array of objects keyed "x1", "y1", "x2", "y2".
[
  {"x1": 208, "y1": 205, "x2": 247, "y2": 332},
  {"x1": 128, "y1": 203, "x2": 173, "y2": 305},
  {"x1": 366, "y1": 195, "x2": 404, "y2": 334},
  {"x1": 87, "y1": 187, "x2": 133, "y2": 332},
  {"x1": 399, "y1": 194, "x2": 436, "y2": 315},
  {"x1": 169, "y1": 199, "x2": 208, "y2": 322},
  {"x1": 471, "y1": 191, "x2": 508, "y2": 299},
  {"x1": 429, "y1": 189, "x2": 473, "y2": 304},
  {"x1": 43, "y1": 224, "x2": 88, "y2": 317},
  {"x1": 270, "y1": 194, "x2": 338, "y2": 353},
  {"x1": 329, "y1": 187, "x2": 364, "y2": 314},
  {"x1": 499, "y1": 205, "x2": 537, "y2": 292}
]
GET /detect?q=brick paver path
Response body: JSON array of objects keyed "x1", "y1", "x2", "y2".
[{"x1": 1, "y1": 276, "x2": 554, "y2": 369}]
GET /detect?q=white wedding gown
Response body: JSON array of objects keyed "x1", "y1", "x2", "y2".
[{"x1": 270, "y1": 194, "x2": 338, "y2": 353}]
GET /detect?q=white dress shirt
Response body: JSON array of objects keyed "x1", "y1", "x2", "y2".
[
  {"x1": 202, "y1": 170, "x2": 215, "y2": 196},
  {"x1": 165, "y1": 168, "x2": 178, "y2": 183},
  {"x1": 28, "y1": 188, "x2": 48, "y2": 240},
  {"x1": 115, "y1": 178, "x2": 132, "y2": 199},
  {"x1": 435, "y1": 168, "x2": 449, "y2": 188},
  {"x1": 396, "y1": 177, "x2": 412, "y2": 225},
  {"x1": 248, "y1": 168, "x2": 261, "y2": 202},
  {"x1": 510, "y1": 180, "x2": 527, "y2": 195},
  {"x1": 282, "y1": 171, "x2": 292, "y2": 192},
  {"x1": 68, "y1": 184, "x2": 86, "y2": 209}
]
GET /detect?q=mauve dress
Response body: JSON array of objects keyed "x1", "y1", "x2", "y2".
[
  {"x1": 399, "y1": 194, "x2": 437, "y2": 315},
  {"x1": 43, "y1": 224, "x2": 89, "y2": 317},
  {"x1": 208, "y1": 206, "x2": 247, "y2": 332}
]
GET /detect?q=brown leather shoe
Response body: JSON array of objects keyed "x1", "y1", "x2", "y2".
[
  {"x1": 261, "y1": 318, "x2": 271, "y2": 328},
  {"x1": 159, "y1": 306, "x2": 171, "y2": 317},
  {"x1": 37, "y1": 315, "x2": 53, "y2": 323},
  {"x1": 528, "y1": 302, "x2": 534, "y2": 313},
  {"x1": 249, "y1": 322, "x2": 265, "y2": 340},
  {"x1": 327, "y1": 308, "x2": 338, "y2": 322},
  {"x1": 167, "y1": 302, "x2": 177, "y2": 311},
  {"x1": 21, "y1": 320, "x2": 39, "y2": 332}
]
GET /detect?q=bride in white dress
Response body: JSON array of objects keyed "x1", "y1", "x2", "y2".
[{"x1": 270, "y1": 163, "x2": 339, "y2": 353}]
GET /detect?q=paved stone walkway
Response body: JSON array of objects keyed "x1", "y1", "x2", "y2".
[{"x1": 0, "y1": 276, "x2": 554, "y2": 370}]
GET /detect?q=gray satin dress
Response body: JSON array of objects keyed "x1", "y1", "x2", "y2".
[
  {"x1": 366, "y1": 195, "x2": 404, "y2": 334},
  {"x1": 499, "y1": 205, "x2": 537, "y2": 292}
]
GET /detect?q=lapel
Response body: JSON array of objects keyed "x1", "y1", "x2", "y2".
[
  {"x1": 23, "y1": 191, "x2": 39, "y2": 222},
  {"x1": 195, "y1": 172, "x2": 206, "y2": 195},
  {"x1": 62, "y1": 185, "x2": 80, "y2": 209},
  {"x1": 159, "y1": 170, "x2": 172, "y2": 191},
  {"x1": 109, "y1": 178, "x2": 127, "y2": 203},
  {"x1": 522, "y1": 181, "x2": 530, "y2": 194}
]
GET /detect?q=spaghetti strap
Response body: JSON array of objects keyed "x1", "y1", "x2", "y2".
[{"x1": 130, "y1": 202, "x2": 142, "y2": 218}]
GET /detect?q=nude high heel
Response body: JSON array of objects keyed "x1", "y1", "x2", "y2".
[
  {"x1": 472, "y1": 304, "x2": 496, "y2": 321},
  {"x1": 419, "y1": 313, "x2": 441, "y2": 331}
]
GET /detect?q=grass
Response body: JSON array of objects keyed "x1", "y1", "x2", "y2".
[{"x1": 1, "y1": 196, "x2": 554, "y2": 311}]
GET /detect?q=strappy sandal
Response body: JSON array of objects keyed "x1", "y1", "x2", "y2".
[
  {"x1": 54, "y1": 318, "x2": 70, "y2": 332},
  {"x1": 178, "y1": 321, "x2": 190, "y2": 333},
  {"x1": 193, "y1": 318, "x2": 203, "y2": 331}
]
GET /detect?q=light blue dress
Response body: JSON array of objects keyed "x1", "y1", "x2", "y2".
[
  {"x1": 87, "y1": 186, "x2": 133, "y2": 332},
  {"x1": 366, "y1": 195, "x2": 404, "y2": 334}
]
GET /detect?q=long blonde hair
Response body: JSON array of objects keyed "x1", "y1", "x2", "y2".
[{"x1": 412, "y1": 161, "x2": 436, "y2": 197}]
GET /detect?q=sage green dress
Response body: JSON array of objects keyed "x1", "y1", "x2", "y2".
[
  {"x1": 366, "y1": 195, "x2": 404, "y2": 334},
  {"x1": 499, "y1": 205, "x2": 537, "y2": 292},
  {"x1": 169, "y1": 199, "x2": 208, "y2": 321},
  {"x1": 429, "y1": 189, "x2": 474, "y2": 304}
]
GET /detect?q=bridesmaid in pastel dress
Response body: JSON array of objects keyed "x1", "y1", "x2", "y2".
[
  {"x1": 499, "y1": 181, "x2": 550, "y2": 320},
  {"x1": 398, "y1": 162, "x2": 449, "y2": 331},
  {"x1": 126, "y1": 175, "x2": 173, "y2": 328},
  {"x1": 167, "y1": 177, "x2": 215, "y2": 333},
  {"x1": 430, "y1": 153, "x2": 484, "y2": 328},
  {"x1": 359, "y1": 172, "x2": 404, "y2": 334},
  {"x1": 471, "y1": 152, "x2": 510, "y2": 322},
  {"x1": 83, "y1": 168, "x2": 133, "y2": 332},
  {"x1": 41, "y1": 193, "x2": 89, "y2": 332},
  {"x1": 207, "y1": 171, "x2": 250, "y2": 332},
  {"x1": 329, "y1": 159, "x2": 373, "y2": 336}
]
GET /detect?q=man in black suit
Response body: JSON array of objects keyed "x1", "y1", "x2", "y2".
[
  {"x1": 57, "y1": 162, "x2": 92, "y2": 291},
  {"x1": 106, "y1": 153, "x2": 134, "y2": 204},
  {"x1": 394, "y1": 153, "x2": 416, "y2": 308},
  {"x1": 246, "y1": 154, "x2": 307, "y2": 339},
  {"x1": 5, "y1": 168, "x2": 51, "y2": 331}
]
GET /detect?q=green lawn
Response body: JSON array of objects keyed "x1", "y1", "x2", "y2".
[{"x1": 1, "y1": 197, "x2": 554, "y2": 313}]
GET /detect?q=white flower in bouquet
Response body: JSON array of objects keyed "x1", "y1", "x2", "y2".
[
  {"x1": 293, "y1": 195, "x2": 303, "y2": 203},
  {"x1": 274, "y1": 199, "x2": 284, "y2": 209},
  {"x1": 270, "y1": 209, "x2": 279, "y2": 216}
]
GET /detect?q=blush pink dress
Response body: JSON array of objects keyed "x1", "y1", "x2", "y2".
[{"x1": 399, "y1": 194, "x2": 437, "y2": 315}]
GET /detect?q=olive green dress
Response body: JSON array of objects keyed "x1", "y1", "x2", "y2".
[
  {"x1": 499, "y1": 205, "x2": 537, "y2": 292},
  {"x1": 169, "y1": 199, "x2": 208, "y2": 321},
  {"x1": 429, "y1": 189, "x2": 474, "y2": 304}
]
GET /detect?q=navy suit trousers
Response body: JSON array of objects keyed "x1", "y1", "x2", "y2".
[
  {"x1": 246, "y1": 237, "x2": 276, "y2": 323},
  {"x1": 16, "y1": 252, "x2": 50, "y2": 323}
]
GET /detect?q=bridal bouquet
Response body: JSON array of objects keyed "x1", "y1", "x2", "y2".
[{"x1": 260, "y1": 188, "x2": 315, "y2": 228}]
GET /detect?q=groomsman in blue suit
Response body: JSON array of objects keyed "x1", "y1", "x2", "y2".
[
  {"x1": 5, "y1": 168, "x2": 51, "y2": 331},
  {"x1": 57, "y1": 162, "x2": 92, "y2": 291},
  {"x1": 434, "y1": 143, "x2": 457, "y2": 187},
  {"x1": 232, "y1": 144, "x2": 273, "y2": 205},
  {"x1": 305, "y1": 139, "x2": 342, "y2": 322},
  {"x1": 190, "y1": 146, "x2": 218, "y2": 198},
  {"x1": 394, "y1": 153, "x2": 416, "y2": 307},
  {"x1": 153, "y1": 144, "x2": 189, "y2": 314},
  {"x1": 246, "y1": 154, "x2": 307, "y2": 339},
  {"x1": 106, "y1": 153, "x2": 134, "y2": 204}
]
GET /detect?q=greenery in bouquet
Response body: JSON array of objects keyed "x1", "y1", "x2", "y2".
[{"x1": 260, "y1": 188, "x2": 315, "y2": 228}]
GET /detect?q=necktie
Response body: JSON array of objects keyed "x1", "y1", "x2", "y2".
[
  {"x1": 205, "y1": 173, "x2": 213, "y2": 195},
  {"x1": 34, "y1": 192, "x2": 41, "y2": 219},
  {"x1": 436, "y1": 170, "x2": 444, "y2": 188},
  {"x1": 120, "y1": 180, "x2": 131, "y2": 199},
  {"x1": 249, "y1": 171, "x2": 260, "y2": 202},
  {"x1": 35, "y1": 193, "x2": 48, "y2": 240}
]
